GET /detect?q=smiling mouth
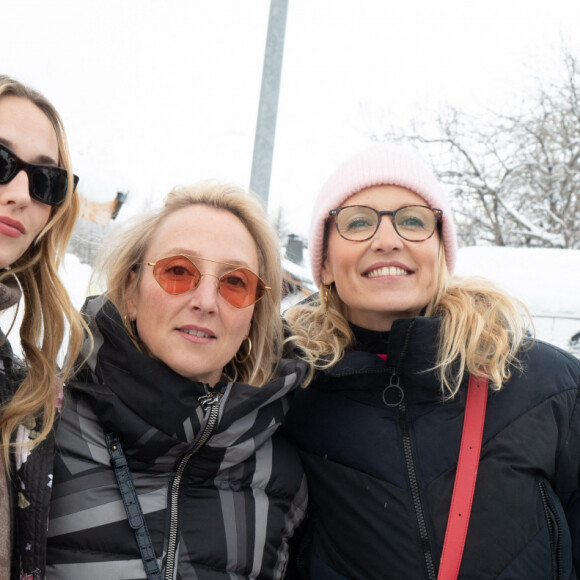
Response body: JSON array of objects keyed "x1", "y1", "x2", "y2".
[
  {"x1": 365, "y1": 266, "x2": 410, "y2": 277},
  {"x1": 179, "y1": 328, "x2": 215, "y2": 338}
]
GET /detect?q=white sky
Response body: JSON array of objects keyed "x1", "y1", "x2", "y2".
[{"x1": 3, "y1": 0, "x2": 580, "y2": 237}]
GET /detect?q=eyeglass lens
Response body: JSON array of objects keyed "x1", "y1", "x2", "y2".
[
  {"x1": 335, "y1": 205, "x2": 439, "y2": 241},
  {"x1": 0, "y1": 143, "x2": 78, "y2": 206},
  {"x1": 151, "y1": 255, "x2": 266, "y2": 308}
]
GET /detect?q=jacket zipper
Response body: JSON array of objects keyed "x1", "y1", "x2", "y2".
[
  {"x1": 397, "y1": 381, "x2": 437, "y2": 580},
  {"x1": 164, "y1": 389, "x2": 224, "y2": 580},
  {"x1": 538, "y1": 481, "x2": 562, "y2": 580}
]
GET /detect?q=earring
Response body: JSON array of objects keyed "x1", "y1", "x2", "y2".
[
  {"x1": 321, "y1": 282, "x2": 332, "y2": 310},
  {"x1": 123, "y1": 312, "x2": 138, "y2": 341},
  {"x1": 235, "y1": 336, "x2": 252, "y2": 364}
]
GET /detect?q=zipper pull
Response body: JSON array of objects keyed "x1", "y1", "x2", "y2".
[
  {"x1": 383, "y1": 374, "x2": 404, "y2": 407},
  {"x1": 198, "y1": 391, "x2": 223, "y2": 409}
]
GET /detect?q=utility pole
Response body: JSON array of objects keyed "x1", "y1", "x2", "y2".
[{"x1": 250, "y1": 0, "x2": 289, "y2": 206}]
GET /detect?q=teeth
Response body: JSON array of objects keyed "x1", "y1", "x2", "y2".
[
  {"x1": 181, "y1": 329, "x2": 212, "y2": 338},
  {"x1": 366, "y1": 266, "x2": 409, "y2": 278}
]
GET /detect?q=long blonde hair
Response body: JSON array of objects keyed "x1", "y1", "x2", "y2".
[
  {"x1": 93, "y1": 180, "x2": 283, "y2": 386},
  {"x1": 285, "y1": 242, "x2": 532, "y2": 397},
  {"x1": 0, "y1": 75, "x2": 86, "y2": 470}
]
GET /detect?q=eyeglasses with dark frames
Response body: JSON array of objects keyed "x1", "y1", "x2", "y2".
[
  {"x1": 329, "y1": 205, "x2": 442, "y2": 242},
  {"x1": 147, "y1": 254, "x2": 270, "y2": 308},
  {"x1": 0, "y1": 143, "x2": 79, "y2": 206}
]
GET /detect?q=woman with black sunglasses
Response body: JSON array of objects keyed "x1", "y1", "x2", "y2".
[
  {"x1": 45, "y1": 181, "x2": 307, "y2": 579},
  {"x1": 0, "y1": 75, "x2": 85, "y2": 580},
  {"x1": 283, "y1": 144, "x2": 580, "y2": 579}
]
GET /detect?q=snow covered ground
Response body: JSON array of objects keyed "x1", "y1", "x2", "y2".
[{"x1": 455, "y1": 247, "x2": 580, "y2": 354}]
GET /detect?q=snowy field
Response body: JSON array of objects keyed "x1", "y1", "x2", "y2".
[{"x1": 455, "y1": 247, "x2": 580, "y2": 354}]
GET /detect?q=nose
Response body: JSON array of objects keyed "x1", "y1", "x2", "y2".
[
  {"x1": 0, "y1": 170, "x2": 32, "y2": 208},
  {"x1": 370, "y1": 215, "x2": 404, "y2": 252},
  {"x1": 188, "y1": 274, "x2": 220, "y2": 313}
]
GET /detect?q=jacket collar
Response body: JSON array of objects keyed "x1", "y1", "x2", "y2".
[
  {"x1": 315, "y1": 317, "x2": 445, "y2": 404},
  {"x1": 323, "y1": 316, "x2": 441, "y2": 377},
  {"x1": 71, "y1": 295, "x2": 306, "y2": 460}
]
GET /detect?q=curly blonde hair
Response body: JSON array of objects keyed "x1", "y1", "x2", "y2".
[{"x1": 0, "y1": 75, "x2": 86, "y2": 471}]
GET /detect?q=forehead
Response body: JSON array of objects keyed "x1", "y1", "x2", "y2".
[
  {"x1": 343, "y1": 185, "x2": 427, "y2": 208},
  {"x1": 0, "y1": 95, "x2": 58, "y2": 163},
  {"x1": 148, "y1": 205, "x2": 259, "y2": 269}
]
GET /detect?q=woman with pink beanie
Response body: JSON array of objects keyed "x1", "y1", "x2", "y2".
[{"x1": 284, "y1": 145, "x2": 580, "y2": 579}]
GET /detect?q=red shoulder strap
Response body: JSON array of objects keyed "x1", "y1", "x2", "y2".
[{"x1": 437, "y1": 375, "x2": 489, "y2": 580}]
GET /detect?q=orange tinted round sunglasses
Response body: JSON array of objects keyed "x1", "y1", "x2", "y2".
[{"x1": 147, "y1": 254, "x2": 270, "y2": 308}]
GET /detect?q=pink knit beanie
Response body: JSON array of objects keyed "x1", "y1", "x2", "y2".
[{"x1": 309, "y1": 144, "x2": 457, "y2": 287}]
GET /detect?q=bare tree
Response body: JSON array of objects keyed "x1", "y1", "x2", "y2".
[{"x1": 373, "y1": 47, "x2": 580, "y2": 248}]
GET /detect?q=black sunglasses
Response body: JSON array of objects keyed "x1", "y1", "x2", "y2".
[{"x1": 0, "y1": 143, "x2": 79, "y2": 206}]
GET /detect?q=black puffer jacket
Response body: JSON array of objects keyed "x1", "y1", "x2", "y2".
[
  {"x1": 46, "y1": 295, "x2": 308, "y2": 579},
  {"x1": 285, "y1": 316, "x2": 580, "y2": 580}
]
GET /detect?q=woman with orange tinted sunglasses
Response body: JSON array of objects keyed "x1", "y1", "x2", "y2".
[{"x1": 45, "y1": 181, "x2": 307, "y2": 579}]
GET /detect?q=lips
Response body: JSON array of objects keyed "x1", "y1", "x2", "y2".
[
  {"x1": 0, "y1": 216, "x2": 26, "y2": 238},
  {"x1": 178, "y1": 327, "x2": 216, "y2": 339}
]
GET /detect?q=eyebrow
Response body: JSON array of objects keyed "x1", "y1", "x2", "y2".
[
  {"x1": 162, "y1": 250, "x2": 252, "y2": 269},
  {"x1": 0, "y1": 137, "x2": 59, "y2": 166}
]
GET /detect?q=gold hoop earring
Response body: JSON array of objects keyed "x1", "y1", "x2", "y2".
[
  {"x1": 321, "y1": 282, "x2": 332, "y2": 310},
  {"x1": 123, "y1": 312, "x2": 138, "y2": 342},
  {"x1": 235, "y1": 336, "x2": 252, "y2": 364}
]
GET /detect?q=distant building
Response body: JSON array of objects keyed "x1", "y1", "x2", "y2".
[
  {"x1": 281, "y1": 234, "x2": 315, "y2": 310},
  {"x1": 68, "y1": 192, "x2": 128, "y2": 265}
]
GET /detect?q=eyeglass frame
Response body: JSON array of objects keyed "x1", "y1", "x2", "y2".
[
  {"x1": 146, "y1": 254, "x2": 271, "y2": 308},
  {"x1": 0, "y1": 143, "x2": 79, "y2": 206},
  {"x1": 328, "y1": 204, "x2": 443, "y2": 242}
]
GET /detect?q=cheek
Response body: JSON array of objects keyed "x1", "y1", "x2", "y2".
[
  {"x1": 235, "y1": 307, "x2": 255, "y2": 336},
  {"x1": 323, "y1": 238, "x2": 357, "y2": 284},
  {"x1": 421, "y1": 245, "x2": 441, "y2": 293},
  {"x1": 32, "y1": 204, "x2": 53, "y2": 237}
]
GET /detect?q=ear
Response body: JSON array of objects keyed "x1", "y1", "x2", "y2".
[
  {"x1": 321, "y1": 258, "x2": 335, "y2": 285},
  {"x1": 125, "y1": 269, "x2": 138, "y2": 321}
]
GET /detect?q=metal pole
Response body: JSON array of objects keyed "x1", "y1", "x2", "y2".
[{"x1": 250, "y1": 0, "x2": 289, "y2": 206}]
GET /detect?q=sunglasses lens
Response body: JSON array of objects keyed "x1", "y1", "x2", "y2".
[
  {"x1": 29, "y1": 166, "x2": 69, "y2": 206},
  {"x1": 335, "y1": 206, "x2": 378, "y2": 240},
  {"x1": 0, "y1": 146, "x2": 17, "y2": 183},
  {"x1": 395, "y1": 206, "x2": 437, "y2": 241},
  {"x1": 153, "y1": 256, "x2": 201, "y2": 294},
  {"x1": 219, "y1": 268, "x2": 265, "y2": 308}
]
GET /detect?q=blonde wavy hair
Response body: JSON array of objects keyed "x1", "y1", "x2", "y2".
[
  {"x1": 285, "y1": 241, "x2": 533, "y2": 397},
  {"x1": 0, "y1": 75, "x2": 86, "y2": 471},
  {"x1": 93, "y1": 180, "x2": 283, "y2": 387}
]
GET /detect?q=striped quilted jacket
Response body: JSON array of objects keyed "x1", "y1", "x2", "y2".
[{"x1": 46, "y1": 295, "x2": 307, "y2": 580}]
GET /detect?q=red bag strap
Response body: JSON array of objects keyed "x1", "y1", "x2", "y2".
[{"x1": 437, "y1": 375, "x2": 489, "y2": 580}]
